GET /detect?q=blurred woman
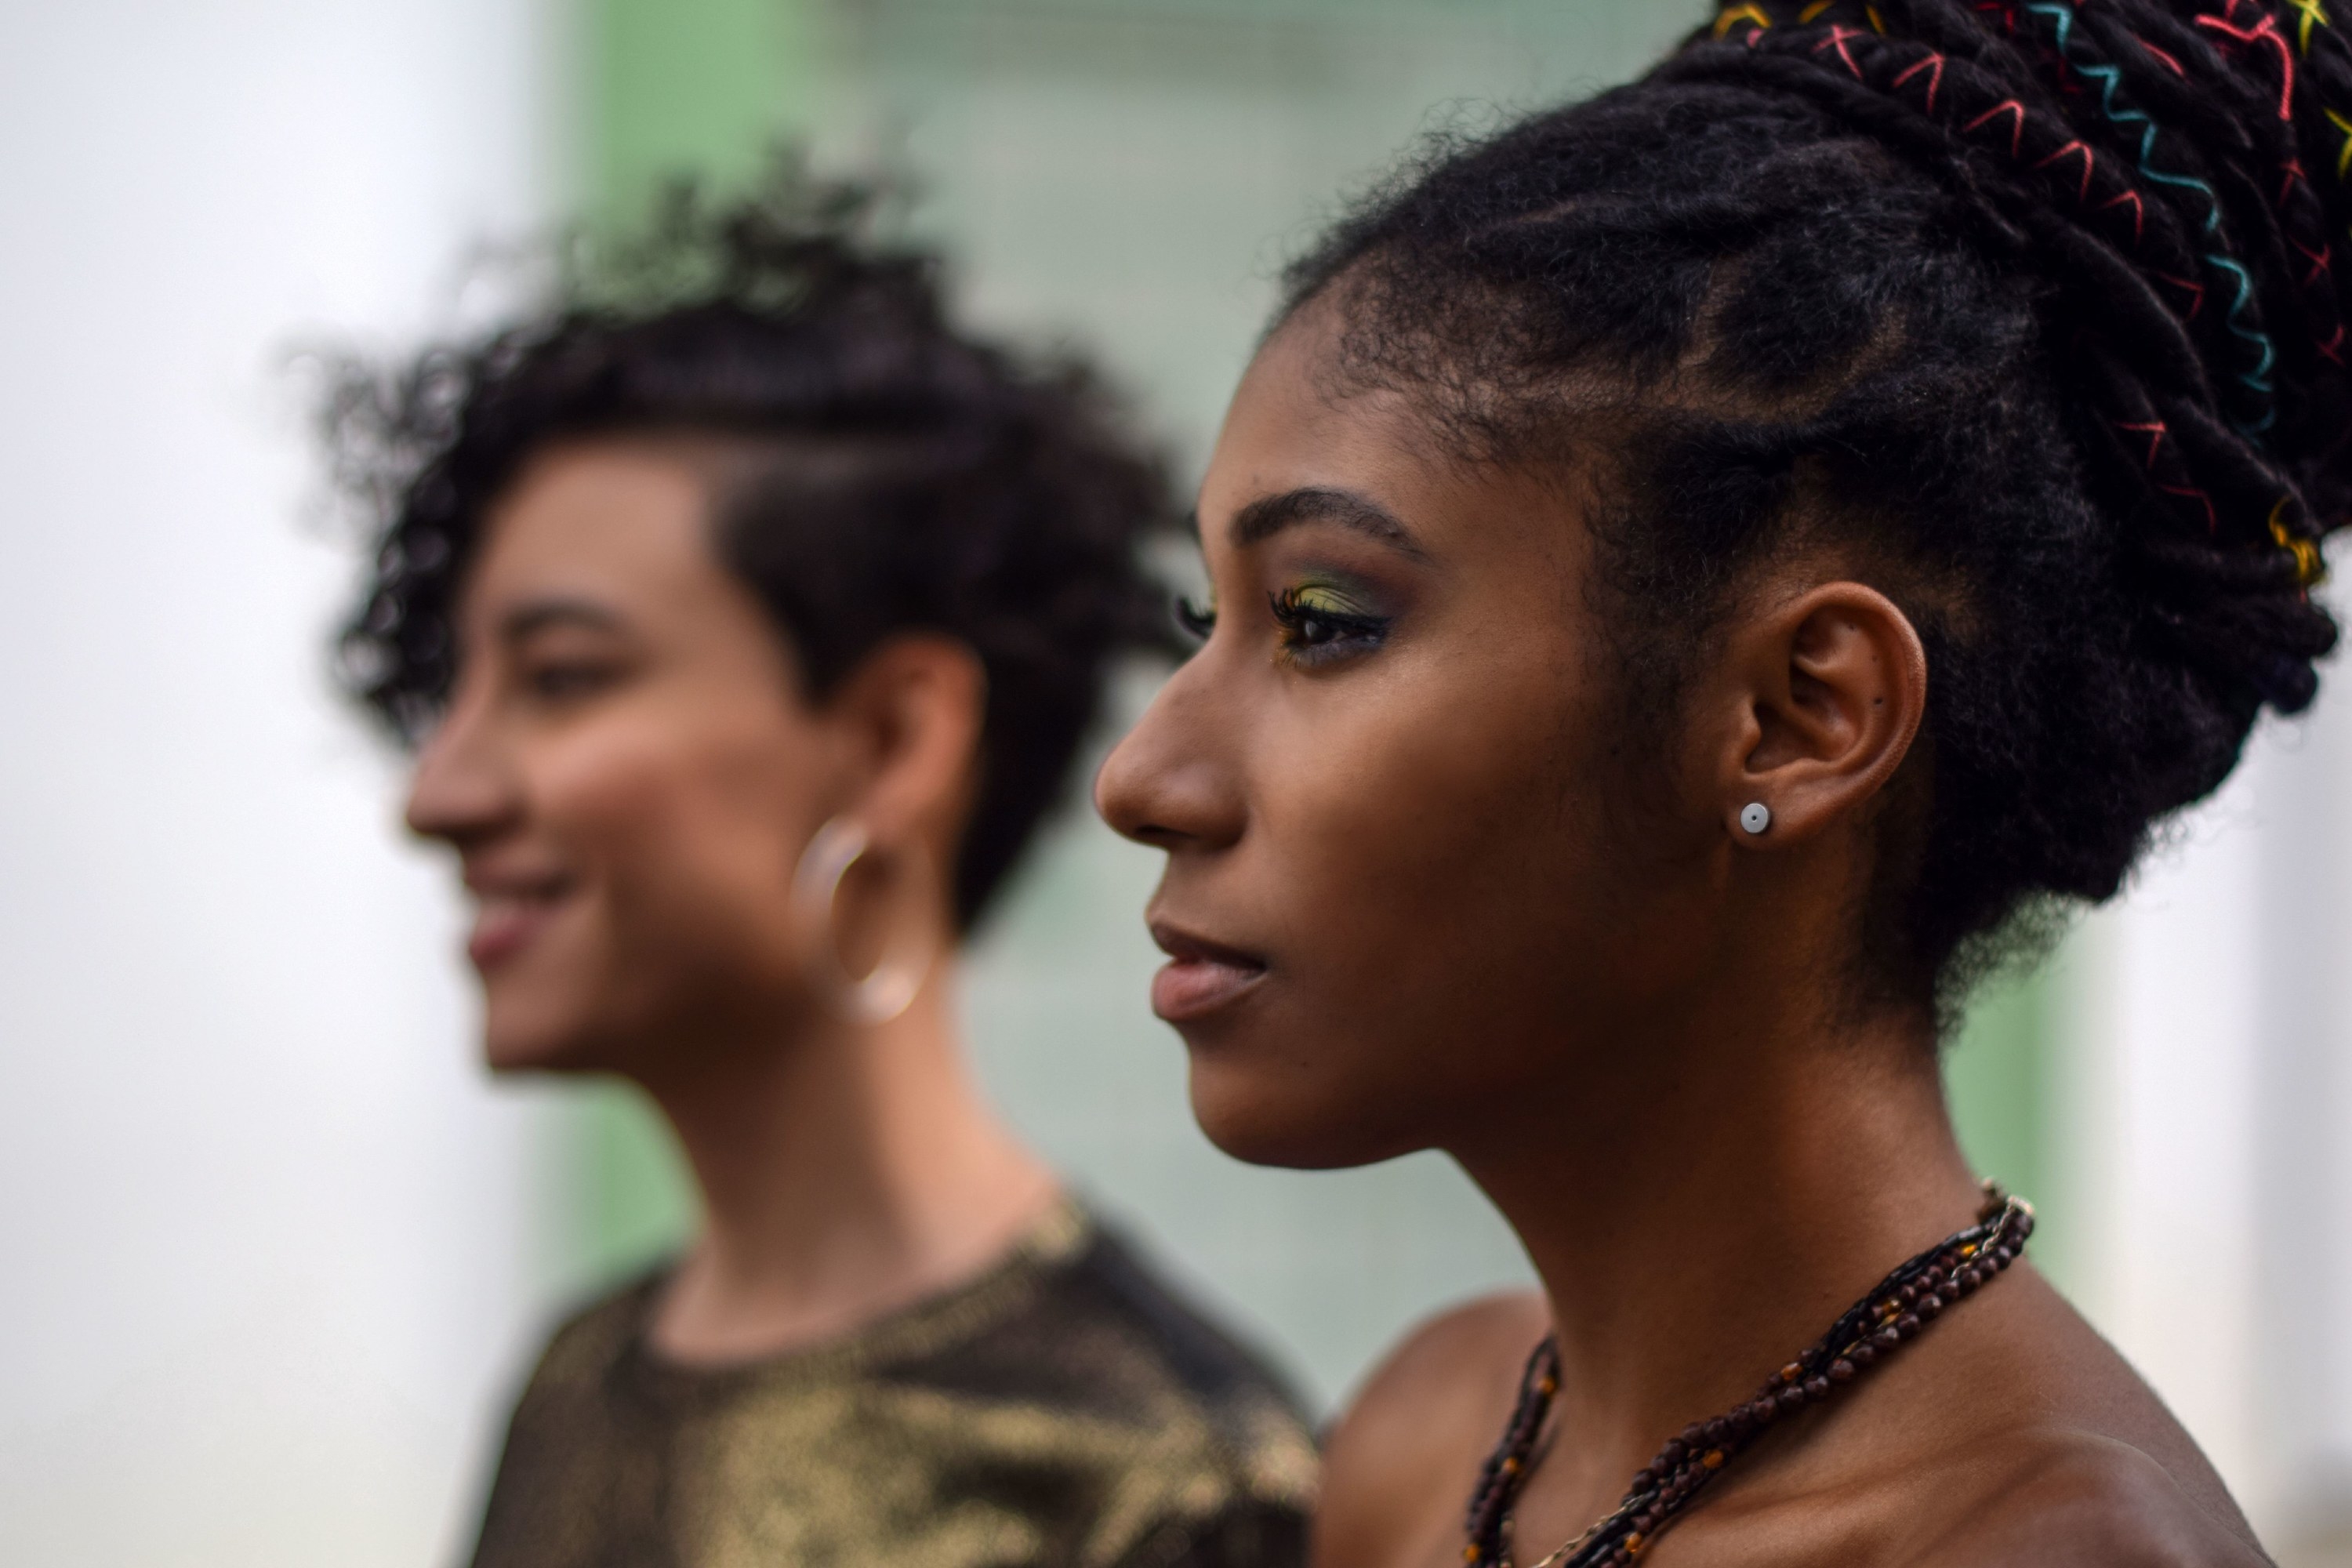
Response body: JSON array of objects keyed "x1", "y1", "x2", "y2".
[
  {"x1": 1096, "y1": 2, "x2": 2339, "y2": 1563},
  {"x1": 327, "y1": 186, "x2": 1315, "y2": 1568}
]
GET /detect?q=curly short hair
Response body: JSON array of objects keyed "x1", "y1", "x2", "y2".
[
  {"x1": 1281, "y1": 0, "x2": 2345, "y2": 1014},
  {"x1": 325, "y1": 177, "x2": 1176, "y2": 927}
]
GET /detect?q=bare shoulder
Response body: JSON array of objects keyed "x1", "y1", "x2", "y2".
[
  {"x1": 1312, "y1": 1290, "x2": 1552, "y2": 1568},
  {"x1": 1679, "y1": 1269, "x2": 2271, "y2": 1568},
  {"x1": 1899, "y1": 1427, "x2": 2273, "y2": 1568}
]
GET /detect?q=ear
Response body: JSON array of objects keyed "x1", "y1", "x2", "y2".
[
  {"x1": 823, "y1": 634, "x2": 989, "y2": 851},
  {"x1": 1712, "y1": 582, "x2": 1926, "y2": 848}
]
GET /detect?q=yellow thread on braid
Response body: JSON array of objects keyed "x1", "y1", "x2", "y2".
[
  {"x1": 1715, "y1": 2, "x2": 1773, "y2": 39},
  {"x1": 2329, "y1": 108, "x2": 2352, "y2": 177},
  {"x1": 2288, "y1": 0, "x2": 2332, "y2": 55},
  {"x1": 1800, "y1": 0, "x2": 1832, "y2": 20},
  {"x1": 2270, "y1": 497, "x2": 2328, "y2": 588},
  {"x1": 1867, "y1": 4, "x2": 1887, "y2": 31}
]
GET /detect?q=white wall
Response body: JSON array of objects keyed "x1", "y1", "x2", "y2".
[
  {"x1": 0, "y1": 5, "x2": 558, "y2": 1563},
  {"x1": 2064, "y1": 636, "x2": 2352, "y2": 1552}
]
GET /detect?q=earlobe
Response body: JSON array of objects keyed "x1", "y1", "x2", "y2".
[{"x1": 1726, "y1": 582, "x2": 1928, "y2": 847}]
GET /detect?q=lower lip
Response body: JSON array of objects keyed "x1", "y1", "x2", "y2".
[
  {"x1": 1151, "y1": 956, "x2": 1267, "y2": 1022},
  {"x1": 467, "y1": 898, "x2": 562, "y2": 971}
]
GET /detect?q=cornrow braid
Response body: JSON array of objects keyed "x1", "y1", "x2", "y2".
[{"x1": 1280, "y1": 0, "x2": 2345, "y2": 1008}]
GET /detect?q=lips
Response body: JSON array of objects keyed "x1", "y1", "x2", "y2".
[
  {"x1": 463, "y1": 873, "x2": 575, "y2": 971},
  {"x1": 1147, "y1": 921, "x2": 1269, "y2": 1022}
]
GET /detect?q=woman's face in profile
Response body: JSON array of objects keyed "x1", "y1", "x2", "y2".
[
  {"x1": 1097, "y1": 305, "x2": 1722, "y2": 1169},
  {"x1": 406, "y1": 440, "x2": 838, "y2": 1073}
]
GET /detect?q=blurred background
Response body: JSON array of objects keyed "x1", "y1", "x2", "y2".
[{"x1": 1, "y1": 1, "x2": 2348, "y2": 1563}]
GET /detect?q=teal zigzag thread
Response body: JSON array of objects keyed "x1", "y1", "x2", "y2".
[{"x1": 2024, "y1": 0, "x2": 2278, "y2": 430}]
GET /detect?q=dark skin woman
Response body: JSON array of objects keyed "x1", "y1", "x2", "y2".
[
  {"x1": 1098, "y1": 2, "x2": 2342, "y2": 1563},
  {"x1": 328, "y1": 188, "x2": 1316, "y2": 1568}
]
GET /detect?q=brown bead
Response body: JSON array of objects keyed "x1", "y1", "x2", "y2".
[
  {"x1": 1661, "y1": 1439, "x2": 1685, "y2": 1465},
  {"x1": 1896, "y1": 1312, "x2": 1922, "y2": 1337},
  {"x1": 1873, "y1": 1326, "x2": 1901, "y2": 1350},
  {"x1": 1828, "y1": 1357, "x2": 1857, "y2": 1383},
  {"x1": 1777, "y1": 1385, "x2": 1806, "y2": 1412},
  {"x1": 1899, "y1": 1283, "x2": 1918, "y2": 1305},
  {"x1": 1850, "y1": 1343, "x2": 1877, "y2": 1367},
  {"x1": 1704, "y1": 1418, "x2": 1728, "y2": 1444},
  {"x1": 1682, "y1": 1422, "x2": 1705, "y2": 1447},
  {"x1": 1918, "y1": 1294, "x2": 1944, "y2": 1318},
  {"x1": 1804, "y1": 1377, "x2": 1831, "y2": 1400},
  {"x1": 1631, "y1": 1468, "x2": 1655, "y2": 1493}
]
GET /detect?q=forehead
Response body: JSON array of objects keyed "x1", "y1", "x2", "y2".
[
  {"x1": 1203, "y1": 306, "x2": 1584, "y2": 570},
  {"x1": 463, "y1": 440, "x2": 731, "y2": 619}
]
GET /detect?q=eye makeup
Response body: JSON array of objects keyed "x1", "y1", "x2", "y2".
[{"x1": 1267, "y1": 578, "x2": 1391, "y2": 667}]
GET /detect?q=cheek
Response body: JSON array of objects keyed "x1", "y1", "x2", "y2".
[
  {"x1": 536, "y1": 721, "x2": 812, "y2": 983},
  {"x1": 1287, "y1": 658, "x2": 1600, "y2": 966},
  {"x1": 1198, "y1": 649, "x2": 1642, "y2": 1159}
]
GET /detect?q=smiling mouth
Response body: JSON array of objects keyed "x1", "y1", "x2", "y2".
[
  {"x1": 466, "y1": 881, "x2": 575, "y2": 971},
  {"x1": 1148, "y1": 923, "x2": 1269, "y2": 1022}
]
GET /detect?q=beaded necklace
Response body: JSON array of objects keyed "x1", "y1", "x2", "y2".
[{"x1": 1464, "y1": 1184, "x2": 2034, "y2": 1568}]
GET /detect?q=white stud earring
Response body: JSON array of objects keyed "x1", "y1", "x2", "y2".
[{"x1": 1739, "y1": 802, "x2": 1773, "y2": 836}]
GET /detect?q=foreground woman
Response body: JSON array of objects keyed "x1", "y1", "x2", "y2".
[
  {"x1": 329, "y1": 188, "x2": 1314, "y2": 1567},
  {"x1": 1099, "y1": 2, "x2": 2339, "y2": 1563}
]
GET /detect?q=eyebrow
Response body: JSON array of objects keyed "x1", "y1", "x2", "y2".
[
  {"x1": 1228, "y1": 486, "x2": 1432, "y2": 564},
  {"x1": 497, "y1": 597, "x2": 629, "y2": 642}
]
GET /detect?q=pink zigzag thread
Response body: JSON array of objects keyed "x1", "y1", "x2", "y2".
[
  {"x1": 2117, "y1": 419, "x2": 2170, "y2": 468},
  {"x1": 1965, "y1": 100, "x2": 2028, "y2": 155},
  {"x1": 2154, "y1": 271, "x2": 2209, "y2": 320},
  {"x1": 2096, "y1": 187, "x2": 2147, "y2": 241},
  {"x1": 2196, "y1": 9, "x2": 2296, "y2": 119},
  {"x1": 1894, "y1": 52, "x2": 1946, "y2": 113},
  {"x1": 2034, "y1": 139, "x2": 2098, "y2": 199},
  {"x1": 1812, "y1": 24, "x2": 1868, "y2": 78}
]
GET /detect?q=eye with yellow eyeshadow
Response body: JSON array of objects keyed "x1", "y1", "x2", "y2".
[{"x1": 1268, "y1": 581, "x2": 1391, "y2": 667}]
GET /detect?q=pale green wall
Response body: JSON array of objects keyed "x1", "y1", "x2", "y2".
[{"x1": 563, "y1": 0, "x2": 2068, "y2": 1407}]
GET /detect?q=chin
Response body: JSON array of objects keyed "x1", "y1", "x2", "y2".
[
  {"x1": 479, "y1": 990, "x2": 619, "y2": 1076},
  {"x1": 1183, "y1": 1046, "x2": 1427, "y2": 1171}
]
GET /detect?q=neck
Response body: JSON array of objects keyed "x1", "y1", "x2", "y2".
[
  {"x1": 1454, "y1": 984, "x2": 1981, "y2": 1518},
  {"x1": 637, "y1": 964, "x2": 1059, "y2": 1365}
]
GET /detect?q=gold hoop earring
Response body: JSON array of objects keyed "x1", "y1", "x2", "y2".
[{"x1": 793, "y1": 817, "x2": 933, "y2": 1026}]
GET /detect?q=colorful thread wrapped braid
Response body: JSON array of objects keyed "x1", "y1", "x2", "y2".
[
  {"x1": 1280, "y1": 0, "x2": 2347, "y2": 1005},
  {"x1": 1669, "y1": 0, "x2": 2344, "y2": 594}
]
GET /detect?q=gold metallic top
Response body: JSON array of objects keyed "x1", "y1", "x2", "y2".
[{"x1": 466, "y1": 1200, "x2": 1319, "y2": 1568}]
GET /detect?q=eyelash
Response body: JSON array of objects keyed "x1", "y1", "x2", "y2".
[
  {"x1": 1267, "y1": 586, "x2": 1389, "y2": 666},
  {"x1": 1172, "y1": 588, "x2": 1392, "y2": 666},
  {"x1": 523, "y1": 658, "x2": 622, "y2": 702}
]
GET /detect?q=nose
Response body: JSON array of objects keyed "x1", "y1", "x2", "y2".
[
  {"x1": 1094, "y1": 659, "x2": 1246, "y2": 854},
  {"x1": 403, "y1": 679, "x2": 521, "y2": 849}
]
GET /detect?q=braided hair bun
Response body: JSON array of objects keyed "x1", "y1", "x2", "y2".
[{"x1": 1284, "y1": 0, "x2": 2347, "y2": 1007}]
